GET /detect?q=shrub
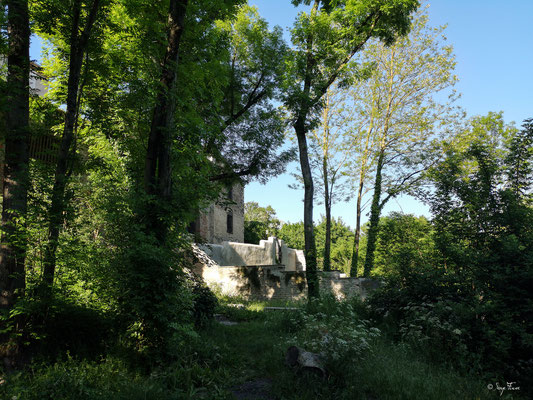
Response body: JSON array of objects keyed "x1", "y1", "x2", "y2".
[
  {"x1": 191, "y1": 283, "x2": 218, "y2": 328},
  {"x1": 288, "y1": 295, "x2": 381, "y2": 370},
  {"x1": 111, "y1": 237, "x2": 195, "y2": 363}
]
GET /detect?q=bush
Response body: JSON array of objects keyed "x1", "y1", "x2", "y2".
[
  {"x1": 111, "y1": 236, "x2": 195, "y2": 363},
  {"x1": 287, "y1": 295, "x2": 380, "y2": 371},
  {"x1": 0, "y1": 354, "x2": 228, "y2": 400},
  {"x1": 368, "y1": 270, "x2": 533, "y2": 392},
  {"x1": 191, "y1": 283, "x2": 218, "y2": 328},
  {"x1": 0, "y1": 358, "x2": 169, "y2": 400},
  {"x1": 0, "y1": 293, "x2": 114, "y2": 363}
]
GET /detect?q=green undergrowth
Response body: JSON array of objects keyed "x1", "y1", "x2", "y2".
[
  {"x1": 1, "y1": 296, "x2": 520, "y2": 400},
  {"x1": 215, "y1": 294, "x2": 304, "y2": 322},
  {"x1": 216, "y1": 293, "x2": 305, "y2": 309}
]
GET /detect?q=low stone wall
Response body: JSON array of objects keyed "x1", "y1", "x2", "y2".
[
  {"x1": 192, "y1": 263, "x2": 380, "y2": 301},
  {"x1": 199, "y1": 237, "x2": 305, "y2": 271}
]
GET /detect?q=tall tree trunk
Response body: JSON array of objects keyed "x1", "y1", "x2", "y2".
[
  {"x1": 0, "y1": 0, "x2": 30, "y2": 367},
  {"x1": 294, "y1": 0, "x2": 320, "y2": 299},
  {"x1": 350, "y1": 121, "x2": 373, "y2": 277},
  {"x1": 294, "y1": 116, "x2": 319, "y2": 298},
  {"x1": 362, "y1": 53, "x2": 394, "y2": 277},
  {"x1": 350, "y1": 172, "x2": 364, "y2": 276},
  {"x1": 363, "y1": 149, "x2": 384, "y2": 277},
  {"x1": 322, "y1": 94, "x2": 331, "y2": 272},
  {"x1": 143, "y1": 0, "x2": 188, "y2": 245},
  {"x1": 42, "y1": 0, "x2": 100, "y2": 288},
  {"x1": 322, "y1": 156, "x2": 331, "y2": 272},
  {"x1": 0, "y1": 0, "x2": 30, "y2": 309}
]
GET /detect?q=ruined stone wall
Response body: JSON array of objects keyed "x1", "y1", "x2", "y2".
[
  {"x1": 192, "y1": 263, "x2": 380, "y2": 301},
  {"x1": 198, "y1": 237, "x2": 305, "y2": 271},
  {"x1": 198, "y1": 183, "x2": 244, "y2": 244}
]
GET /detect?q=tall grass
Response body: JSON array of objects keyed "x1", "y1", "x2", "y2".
[{"x1": 1, "y1": 296, "x2": 518, "y2": 400}]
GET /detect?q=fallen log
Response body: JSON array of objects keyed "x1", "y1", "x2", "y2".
[{"x1": 285, "y1": 346, "x2": 326, "y2": 378}]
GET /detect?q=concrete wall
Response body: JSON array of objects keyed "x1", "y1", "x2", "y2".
[
  {"x1": 192, "y1": 263, "x2": 380, "y2": 301},
  {"x1": 199, "y1": 237, "x2": 305, "y2": 271}
]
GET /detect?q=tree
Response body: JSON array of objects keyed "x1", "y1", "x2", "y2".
[
  {"x1": 1, "y1": 0, "x2": 30, "y2": 308},
  {"x1": 426, "y1": 112, "x2": 518, "y2": 274},
  {"x1": 504, "y1": 118, "x2": 533, "y2": 201},
  {"x1": 278, "y1": 221, "x2": 305, "y2": 250},
  {"x1": 348, "y1": 9, "x2": 460, "y2": 276},
  {"x1": 0, "y1": 0, "x2": 30, "y2": 365},
  {"x1": 424, "y1": 113, "x2": 533, "y2": 379},
  {"x1": 372, "y1": 212, "x2": 434, "y2": 278},
  {"x1": 69, "y1": 2, "x2": 289, "y2": 238},
  {"x1": 315, "y1": 216, "x2": 354, "y2": 273},
  {"x1": 143, "y1": 0, "x2": 188, "y2": 245},
  {"x1": 285, "y1": 0, "x2": 418, "y2": 297},
  {"x1": 277, "y1": 216, "x2": 355, "y2": 272},
  {"x1": 244, "y1": 201, "x2": 280, "y2": 244},
  {"x1": 208, "y1": 5, "x2": 293, "y2": 185},
  {"x1": 308, "y1": 87, "x2": 351, "y2": 271},
  {"x1": 347, "y1": 71, "x2": 379, "y2": 276},
  {"x1": 32, "y1": 0, "x2": 104, "y2": 289},
  {"x1": 54, "y1": 1, "x2": 290, "y2": 357},
  {"x1": 0, "y1": 4, "x2": 7, "y2": 133}
]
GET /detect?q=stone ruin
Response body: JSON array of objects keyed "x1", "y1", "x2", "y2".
[
  {"x1": 191, "y1": 237, "x2": 380, "y2": 301},
  {"x1": 188, "y1": 183, "x2": 380, "y2": 301},
  {"x1": 198, "y1": 237, "x2": 306, "y2": 271}
]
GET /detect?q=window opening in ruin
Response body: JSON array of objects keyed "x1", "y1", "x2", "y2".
[{"x1": 227, "y1": 212, "x2": 233, "y2": 234}]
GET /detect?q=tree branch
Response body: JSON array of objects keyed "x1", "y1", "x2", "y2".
[
  {"x1": 311, "y1": 11, "x2": 381, "y2": 106},
  {"x1": 224, "y1": 71, "x2": 266, "y2": 127},
  {"x1": 78, "y1": 0, "x2": 101, "y2": 52},
  {"x1": 379, "y1": 166, "x2": 426, "y2": 208}
]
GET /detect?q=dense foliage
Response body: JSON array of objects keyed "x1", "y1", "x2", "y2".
[
  {"x1": 243, "y1": 201, "x2": 281, "y2": 244},
  {"x1": 1, "y1": 0, "x2": 293, "y2": 365},
  {"x1": 369, "y1": 114, "x2": 533, "y2": 393},
  {"x1": 1, "y1": 0, "x2": 531, "y2": 398}
]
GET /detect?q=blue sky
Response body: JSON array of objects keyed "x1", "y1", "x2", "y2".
[
  {"x1": 245, "y1": 0, "x2": 533, "y2": 227},
  {"x1": 29, "y1": 1, "x2": 533, "y2": 229}
]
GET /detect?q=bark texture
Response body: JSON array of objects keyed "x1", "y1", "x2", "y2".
[
  {"x1": 42, "y1": 0, "x2": 101, "y2": 288},
  {"x1": 350, "y1": 173, "x2": 364, "y2": 276},
  {"x1": 292, "y1": 0, "x2": 320, "y2": 299},
  {"x1": 294, "y1": 116, "x2": 319, "y2": 298},
  {"x1": 0, "y1": 0, "x2": 30, "y2": 369},
  {"x1": 0, "y1": 0, "x2": 30, "y2": 310},
  {"x1": 350, "y1": 123, "x2": 373, "y2": 277},
  {"x1": 363, "y1": 150, "x2": 384, "y2": 277},
  {"x1": 322, "y1": 156, "x2": 331, "y2": 272},
  {"x1": 143, "y1": 0, "x2": 188, "y2": 244}
]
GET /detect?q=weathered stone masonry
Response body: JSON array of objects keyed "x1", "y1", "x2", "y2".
[
  {"x1": 189, "y1": 183, "x2": 245, "y2": 244},
  {"x1": 192, "y1": 263, "x2": 380, "y2": 301},
  {"x1": 188, "y1": 184, "x2": 381, "y2": 300},
  {"x1": 192, "y1": 240, "x2": 380, "y2": 301}
]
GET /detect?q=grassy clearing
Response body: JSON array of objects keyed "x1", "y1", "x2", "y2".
[
  {"x1": 0, "y1": 297, "x2": 520, "y2": 400},
  {"x1": 216, "y1": 294, "x2": 305, "y2": 309},
  {"x1": 204, "y1": 310, "x2": 498, "y2": 400}
]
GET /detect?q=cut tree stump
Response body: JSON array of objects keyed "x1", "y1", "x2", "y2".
[{"x1": 285, "y1": 346, "x2": 326, "y2": 378}]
